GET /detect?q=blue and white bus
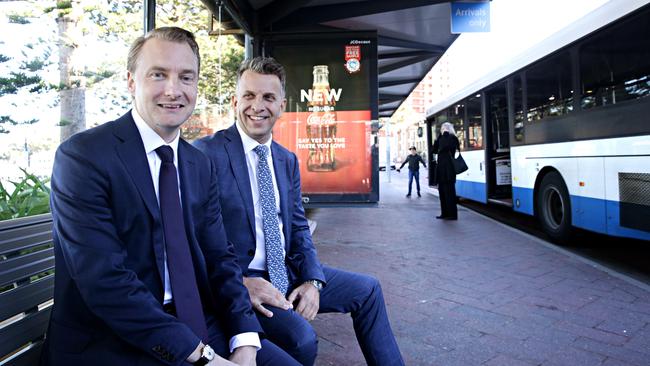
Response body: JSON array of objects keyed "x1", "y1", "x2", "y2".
[{"x1": 425, "y1": 0, "x2": 650, "y2": 242}]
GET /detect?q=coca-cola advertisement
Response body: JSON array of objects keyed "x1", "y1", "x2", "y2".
[{"x1": 269, "y1": 32, "x2": 378, "y2": 203}]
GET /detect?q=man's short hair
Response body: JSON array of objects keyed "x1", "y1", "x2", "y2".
[
  {"x1": 127, "y1": 27, "x2": 200, "y2": 74},
  {"x1": 237, "y1": 56, "x2": 286, "y2": 94},
  {"x1": 409, "y1": 146, "x2": 416, "y2": 151}
]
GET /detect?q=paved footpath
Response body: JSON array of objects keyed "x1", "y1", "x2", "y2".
[{"x1": 309, "y1": 171, "x2": 650, "y2": 366}]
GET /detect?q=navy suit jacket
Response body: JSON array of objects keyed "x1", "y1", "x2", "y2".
[
  {"x1": 42, "y1": 113, "x2": 261, "y2": 366},
  {"x1": 194, "y1": 124, "x2": 325, "y2": 286}
]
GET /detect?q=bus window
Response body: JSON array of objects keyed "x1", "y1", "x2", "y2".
[
  {"x1": 526, "y1": 51, "x2": 573, "y2": 121},
  {"x1": 466, "y1": 94, "x2": 482, "y2": 149},
  {"x1": 449, "y1": 104, "x2": 465, "y2": 150},
  {"x1": 580, "y1": 7, "x2": 650, "y2": 110},
  {"x1": 487, "y1": 83, "x2": 508, "y2": 152},
  {"x1": 513, "y1": 75, "x2": 525, "y2": 143}
]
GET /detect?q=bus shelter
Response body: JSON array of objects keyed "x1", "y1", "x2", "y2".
[{"x1": 191, "y1": 0, "x2": 460, "y2": 203}]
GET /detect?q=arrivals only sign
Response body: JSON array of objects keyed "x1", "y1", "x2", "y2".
[{"x1": 451, "y1": 1, "x2": 491, "y2": 33}]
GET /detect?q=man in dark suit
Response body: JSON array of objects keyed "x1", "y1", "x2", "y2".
[
  {"x1": 42, "y1": 28, "x2": 299, "y2": 366},
  {"x1": 194, "y1": 57, "x2": 404, "y2": 366}
]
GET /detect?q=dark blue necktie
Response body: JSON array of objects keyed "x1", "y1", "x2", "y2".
[
  {"x1": 253, "y1": 145, "x2": 289, "y2": 295},
  {"x1": 156, "y1": 145, "x2": 208, "y2": 340}
]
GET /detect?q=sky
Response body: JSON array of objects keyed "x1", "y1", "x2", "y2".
[{"x1": 435, "y1": 0, "x2": 609, "y2": 99}]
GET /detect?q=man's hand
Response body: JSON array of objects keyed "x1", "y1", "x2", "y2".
[
  {"x1": 187, "y1": 343, "x2": 238, "y2": 366},
  {"x1": 208, "y1": 356, "x2": 238, "y2": 366},
  {"x1": 243, "y1": 277, "x2": 292, "y2": 318},
  {"x1": 287, "y1": 282, "x2": 320, "y2": 321},
  {"x1": 228, "y1": 345, "x2": 257, "y2": 366}
]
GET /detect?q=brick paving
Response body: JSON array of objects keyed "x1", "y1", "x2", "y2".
[{"x1": 309, "y1": 171, "x2": 650, "y2": 366}]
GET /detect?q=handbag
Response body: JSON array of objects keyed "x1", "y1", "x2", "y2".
[
  {"x1": 452, "y1": 151, "x2": 468, "y2": 174},
  {"x1": 430, "y1": 159, "x2": 438, "y2": 186}
]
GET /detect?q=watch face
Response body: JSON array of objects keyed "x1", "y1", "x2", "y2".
[{"x1": 203, "y1": 345, "x2": 215, "y2": 360}]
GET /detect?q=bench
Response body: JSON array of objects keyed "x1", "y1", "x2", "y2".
[{"x1": 0, "y1": 214, "x2": 54, "y2": 366}]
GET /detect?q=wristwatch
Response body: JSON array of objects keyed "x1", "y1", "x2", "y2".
[
  {"x1": 193, "y1": 344, "x2": 215, "y2": 366},
  {"x1": 306, "y1": 279, "x2": 323, "y2": 292}
]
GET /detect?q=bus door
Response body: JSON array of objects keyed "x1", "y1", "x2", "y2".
[{"x1": 484, "y1": 82, "x2": 513, "y2": 206}]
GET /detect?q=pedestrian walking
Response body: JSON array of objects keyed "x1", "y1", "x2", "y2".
[{"x1": 397, "y1": 146, "x2": 427, "y2": 197}]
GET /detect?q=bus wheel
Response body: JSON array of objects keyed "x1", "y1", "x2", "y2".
[{"x1": 537, "y1": 172, "x2": 572, "y2": 244}]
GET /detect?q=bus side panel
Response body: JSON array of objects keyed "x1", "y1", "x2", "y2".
[
  {"x1": 455, "y1": 150, "x2": 487, "y2": 203},
  {"x1": 456, "y1": 180, "x2": 487, "y2": 203},
  {"x1": 512, "y1": 186, "x2": 534, "y2": 215},
  {"x1": 511, "y1": 147, "x2": 534, "y2": 215},
  {"x1": 574, "y1": 157, "x2": 607, "y2": 234},
  {"x1": 604, "y1": 201, "x2": 650, "y2": 240},
  {"x1": 604, "y1": 152, "x2": 650, "y2": 240}
]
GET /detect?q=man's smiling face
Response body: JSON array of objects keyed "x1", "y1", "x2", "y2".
[
  {"x1": 127, "y1": 38, "x2": 198, "y2": 141},
  {"x1": 234, "y1": 70, "x2": 287, "y2": 144}
]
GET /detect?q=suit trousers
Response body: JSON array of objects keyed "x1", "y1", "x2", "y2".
[
  {"x1": 438, "y1": 181, "x2": 458, "y2": 218},
  {"x1": 254, "y1": 266, "x2": 404, "y2": 366}
]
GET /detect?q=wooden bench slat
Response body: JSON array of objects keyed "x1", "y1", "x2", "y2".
[
  {"x1": 0, "y1": 228, "x2": 53, "y2": 256},
  {"x1": 0, "y1": 274, "x2": 54, "y2": 321},
  {"x1": 0, "y1": 214, "x2": 52, "y2": 231},
  {"x1": 0, "y1": 307, "x2": 51, "y2": 358},
  {"x1": 0, "y1": 248, "x2": 54, "y2": 288},
  {"x1": 3, "y1": 341, "x2": 45, "y2": 366}
]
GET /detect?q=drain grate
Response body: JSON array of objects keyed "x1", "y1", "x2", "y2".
[{"x1": 619, "y1": 172, "x2": 650, "y2": 232}]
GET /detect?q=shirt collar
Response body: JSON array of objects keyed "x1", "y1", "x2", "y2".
[
  {"x1": 131, "y1": 109, "x2": 180, "y2": 156},
  {"x1": 235, "y1": 121, "x2": 273, "y2": 155}
]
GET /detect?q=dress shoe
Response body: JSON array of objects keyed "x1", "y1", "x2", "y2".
[
  {"x1": 444, "y1": 217, "x2": 458, "y2": 221},
  {"x1": 406, "y1": 193, "x2": 411, "y2": 197},
  {"x1": 436, "y1": 215, "x2": 445, "y2": 219},
  {"x1": 417, "y1": 192, "x2": 421, "y2": 197}
]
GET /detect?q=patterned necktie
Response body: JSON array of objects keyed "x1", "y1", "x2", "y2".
[
  {"x1": 155, "y1": 146, "x2": 208, "y2": 340},
  {"x1": 253, "y1": 145, "x2": 289, "y2": 295}
]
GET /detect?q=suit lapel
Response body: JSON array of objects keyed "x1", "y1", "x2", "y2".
[
  {"x1": 224, "y1": 125, "x2": 256, "y2": 237},
  {"x1": 114, "y1": 114, "x2": 160, "y2": 219},
  {"x1": 113, "y1": 113, "x2": 165, "y2": 287},
  {"x1": 271, "y1": 142, "x2": 290, "y2": 249}
]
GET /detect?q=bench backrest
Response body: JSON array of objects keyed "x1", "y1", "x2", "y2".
[{"x1": 0, "y1": 214, "x2": 54, "y2": 366}]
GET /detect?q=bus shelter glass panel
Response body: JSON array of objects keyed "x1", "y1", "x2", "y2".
[
  {"x1": 156, "y1": 0, "x2": 245, "y2": 140},
  {"x1": 466, "y1": 94, "x2": 482, "y2": 149},
  {"x1": 579, "y1": 6, "x2": 650, "y2": 110},
  {"x1": 526, "y1": 51, "x2": 572, "y2": 121}
]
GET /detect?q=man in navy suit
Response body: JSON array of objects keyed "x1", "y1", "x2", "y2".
[
  {"x1": 194, "y1": 57, "x2": 404, "y2": 366},
  {"x1": 42, "y1": 28, "x2": 299, "y2": 366}
]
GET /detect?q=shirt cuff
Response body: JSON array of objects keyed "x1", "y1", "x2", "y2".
[{"x1": 229, "y1": 332, "x2": 261, "y2": 353}]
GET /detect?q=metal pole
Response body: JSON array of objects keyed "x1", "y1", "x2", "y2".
[
  {"x1": 244, "y1": 34, "x2": 253, "y2": 59},
  {"x1": 386, "y1": 119, "x2": 391, "y2": 183},
  {"x1": 144, "y1": 0, "x2": 156, "y2": 33}
]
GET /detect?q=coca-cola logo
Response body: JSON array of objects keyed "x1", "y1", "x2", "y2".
[{"x1": 307, "y1": 112, "x2": 336, "y2": 125}]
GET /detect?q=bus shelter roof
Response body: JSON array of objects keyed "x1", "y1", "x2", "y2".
[{"x1": 203, "y1": 0, "x2": 459, "y2": 119}]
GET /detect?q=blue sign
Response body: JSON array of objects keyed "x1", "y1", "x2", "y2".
[{"x1": 451, "y1": 2, "x2": 491, "y2": 33}]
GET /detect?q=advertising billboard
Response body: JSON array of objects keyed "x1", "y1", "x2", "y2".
[{"x1": 267, "y1": 31, "x2": 379, "y2": 204}]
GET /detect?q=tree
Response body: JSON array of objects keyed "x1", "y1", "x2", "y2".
[
  {"x1": 2, "y1": 0, "x2": 243, "y2": 140},
  {"x1": 0, "y1": 10, "x2": 52, "y2": 134}
]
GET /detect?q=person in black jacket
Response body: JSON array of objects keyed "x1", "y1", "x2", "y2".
[
  {"x1": 397, "y1": 146, "x2": 427, "y2": 197},
  {"x1": 432, "y1": 122, "x2": 460, "y2": 220}
]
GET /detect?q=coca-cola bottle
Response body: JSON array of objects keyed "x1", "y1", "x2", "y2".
[{"x1": 306, "y1": 65, "x2": 337, "y2": 172}]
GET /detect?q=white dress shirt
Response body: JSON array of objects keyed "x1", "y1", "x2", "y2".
[
  {"x1": 235, "y1": 122, "x2": 286, "y2": 272},
  {"x1": 131, "y1": 109, "x2": 260, "y2": 352}
]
